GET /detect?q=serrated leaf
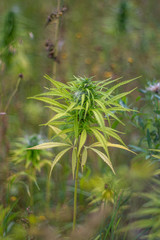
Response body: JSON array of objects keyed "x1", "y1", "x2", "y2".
[
  {"x1": 78, "y1": 129, "x2": 87, "y2": 154},
  {"x1": 106, "y1": 88, "x2": 137, "y2": 105},
  {"x1": 88, "y1": 142, "x2": 101, "y2": 148},
  {"x1": 90, "y1": 147, "x2": 115, "y2": 174},
  {"x1": 47, "y1": 112, "x2": 70, "y2": 124},
  {"x1": 65, "y1": 102, "x2": 76, "y2": 113},
  {"x1": 88, "y1": 141, "x2": 135, "y2": 154},
  {"x1": 90, "y1": 128, "x2": 109, "y2": 157},
  {"x1": 107, "y1": 142, "x2": 135, "y2": 154},
  {"x1": 84, "y1": 101, "x2": 89, "y2": 119},
  {"x1": 49, "y1": 125, "x2": 72, "y2": 144},
  {"x1": 44, "y1": 74, "x2": 68, "y2": 89},
  {"x1": 49, "y1": 147, "x2": 71, "y2": 178},
  {"x1": 81, "y1": 147, "x2": 87, "y2": 171},
  {"x1": 45, "y1": 106, "x2": 64, "y2": 113},
  {"x1": 92, "y1": 109, "x2": 105, "y2": 128},
  {"x1": 105, "y1": 77, "x2": 140, "y2": 97},
  {"x1": 81, "y1": 94, "x2": 85, "y2": 106},
  {"x1": 96, "y1": 77, "x2": 123, "y2": 88},
  {"x1": 97, "y1": 126, "x2": 125, "y2": 146},
  {"x1": 106, "y1": 111, "x2": 125, "y2": 125},
  {"x1": 28, "y1": 142, "x2": 70, "y2": 150},
  {"x1": 30, "y1": 96, "x2": 66, "y2": 109}
]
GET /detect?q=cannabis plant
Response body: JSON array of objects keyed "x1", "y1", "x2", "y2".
[
  {"x1": 12, "y1": 134, "x2": 52, "y2": 170},
  {"x1": 30, "y1": 75, "x2": 136, "y2": 228},
  {"x1": 80, "y1": 173, "x2": 119, "y2": 205},
  {"x1": 11, "y1": 135, "x2": 52, "y2": 206}
]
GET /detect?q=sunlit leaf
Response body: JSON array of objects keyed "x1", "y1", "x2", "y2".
[
  {"x1": 81, "y1": 147, "x2": 87, "y2": 171},
  {"x1": 92, "y1": 109, "x2": 105, "y2": 128},
  {"x1": 28, "y1": 142, "x2": 70, "y2": 150},
  {"x1": 90, "y1": 128, "x2": 109, "y2": 157},
  {"x1": 49, "y1": 147, "x2": 72, "y2": 178},
  {"x1": 78, "y1": 129, "x2": 87, "y2": 154},
  {"x1": 89, "y1": 147, "x2": 115, "y2": 174}
]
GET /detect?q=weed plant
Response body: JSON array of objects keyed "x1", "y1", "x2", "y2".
[{"x1": 30, "y1": 75, "x2": 136, "y2": 229}]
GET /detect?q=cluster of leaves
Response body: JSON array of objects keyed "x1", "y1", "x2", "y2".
[
  {"x1": 80, "y1": 172, "x2": 119, "y2": 205},
  {"x1": 9, "y1": 134, "x2": 52, "y2": 198},
  {"x1": 30, "y1": 75, "x2": 136, "y2": 177},
  {"x1": 130, "y1": 178, "x2": 160, "y2": 240},
  {"x1": 0, "y1": 203, "x2": 26, "y2": 240},
  {"x1": 129, "y1": 81, "x2": 160, "y2": 161},
  {"x1": 12, "y1": 134, "x2": 52, "y2": 170}
]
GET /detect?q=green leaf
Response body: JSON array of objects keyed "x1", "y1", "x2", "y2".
[
  {"x1": 72, "y1": 147, "x2": 77, "y2": 179},
  {"x1": 88, "y1": 142, "x2": 102, "y2": 148},
  {"x1": 147, "y1": 129, "x2": 151, "y2": 148},
  {"x1": 28, "y1": 142, "x2": 70, "y2": 150},
  {"x1": 34, "y1": 90, "x2": 70, "y2": 99},
  {"x1": 152, "y1": 155, "x2": 160, "y2": 160},
  {"x1": 45, "y1": 106, "x2": 65, "y2": 113},
  {"x1": 96, "y1": 77, "x2": 123, "y2": 88},
  {"x1": 49, "y1": 147, "x2": 72, "y2": 178},
  {"x1": 90, "y1": 128, "x2": 109, "y2": 157},
  {"x1": 81, "y1": 94, "x2": 85, "y2": 106},
  {"x1": 90, "y1": 147, "x2": 115, "y2": 174},
  {"x1": 106, "y1": 88, "x2": 137, "y2": 105},
  {"x1": 106, "y1": 111, "x2": 125, "y2": 126},
  {"x1": 47, "y1": 112, "x2": 70, "y2": 124},
  {"x1": 49, "y1": 125, "x2": 67, "y2": 139},
  {"x1": 65, "y1": 102, "x2": 76, "y2": 113},
  {"x1": 49, "y1": 125, "x2": 72, "y2": 144},
  {"x1": 92, "y1": 109, "x2": 105, "y2": 128},
  {"x1": 107, "y1": 142, "x2": 135, "y2": 154},
  {"x1": 105, "y1": 77, "x2": 140, "y2": 97},
  {"x1": 30, "y1": 96, "x2": 66, "y2": 109},
  {"x1": 81, "y1": 147, "x2": 87, "y2": 171},
  {"x1": 84, "y1": 101, "x2": 89, "y2": 119},
  {"x1": 95, "y1": 99, "x2": 128, "y2": 125},
  {"x1": 96, "y1": 126, "x2": 126, "y2": 146},
  {"x1": 44, "y1": 74, "x2": 68, "y2": 89},
  {"x1": 150, "y1": 149, "x2": 160, "y2": 152},
  {"x1": 78, "y1": 129, "x2": 87, "y2": 154}
]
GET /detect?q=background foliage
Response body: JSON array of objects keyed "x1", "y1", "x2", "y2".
[{"x1": 0, "y1": 0, "x2": 160, "y2": 239}]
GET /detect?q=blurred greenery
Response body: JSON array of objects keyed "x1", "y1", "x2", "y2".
[{"x1": 0, "y1": 0, "x2": 160, "y2": 239}]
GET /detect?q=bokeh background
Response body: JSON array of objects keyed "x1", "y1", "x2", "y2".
[{"x1": 0, "y1": 1, "x2": 160, "y2": 239}]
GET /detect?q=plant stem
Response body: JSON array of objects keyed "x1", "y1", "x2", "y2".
[
  {"x1": 4, "y1": 76, "x2": 22, "y2": 113},
  {"x1": 73, "y1": 155, "x2": 80, "y2": 230},
  {"x1": 53, "y1": 0, "x2": 61, "y2": 79},
  {"x1": 46, "y1": 168, "x2": 51, "y2": 211},
  {"x1": 29, "y1": 168, "x2": 35, "y2": 206}
]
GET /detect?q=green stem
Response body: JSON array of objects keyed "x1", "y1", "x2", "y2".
[
  {"x1": 46, "y1": 168, "x2": 51, "y2": 211},
  {"x1": 73, "y1": 155, "x2": 80, "y2": 230},
  {"x1": 29, "y1": 168, "x2": 35, "y2": 207},
  {"x1": 4, "y1": 76, "x2": 22, "y2": 113}
]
